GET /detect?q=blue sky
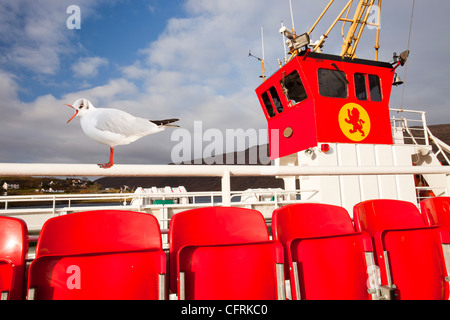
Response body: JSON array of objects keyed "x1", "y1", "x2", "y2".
[
  {"x1": 0, "y1": 0, "x2": 449, "y2": 166},
  {"x1": 13, "y1": 1, "x2": 186, "y2": 102}
]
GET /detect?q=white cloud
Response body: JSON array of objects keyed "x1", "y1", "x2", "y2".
[
  {"x1": 120, "y1": 61, "x2": 149, "y2": 79},
  {"x1": 0, "y1": 1, "x2": 72, "y2": 75},
  {"x1": 0, "y1": 70, "x2": 19, "y2": 103},
  {"x1": 72, "y1": 57, "x2": 109, "y2": 78},
  {"x1": 0, "y1": 0, "x2": 111, "y2": 75}
]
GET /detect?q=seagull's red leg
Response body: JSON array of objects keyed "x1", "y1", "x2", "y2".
[{"x1": 98, "y1": 146, "x2": 114, "y2": 169}]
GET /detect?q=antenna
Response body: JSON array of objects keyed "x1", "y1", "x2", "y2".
[
  {"x1": 260, "y1": 26, "x2": 266, "y2": 81},
  {"x1": 281, "y1": 21, "x2": 287, "y2": 65},
  {"x1": 248, "y1": 26, "x2": 266, "y2": 82},
  {"x1": 289, "y1": 0, "x2": 296, "y2": 32},
  {"x1": 261, "y1": 26, "x2": 265, "y2": 62}
]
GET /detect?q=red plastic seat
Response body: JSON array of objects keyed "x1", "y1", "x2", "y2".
[
  {"x1": 272, "y1": 203, "x2": 374, "y2": 300},
  {"x1": 168, "y1": 207, "x2": 285, "y2": 300},
  {"x1": 0, "y1": 216, "x2": 28, "y2": 300},
  {"x1": 420, "y1": 197, "x2": 450, "y2": 229},
  {"x1": 27, "y1": 210, "x2": 166, "y2": 300},
  {"x1": 420, "y1": 197, "x2": 450, "y2": 289},
  {"x1": 354, "y1": 199, "x2": 449, "y2": 300}
]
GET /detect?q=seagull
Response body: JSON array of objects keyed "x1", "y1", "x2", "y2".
[{"x1": 66, "y1": 98, "x2": 179, "y2": 169}]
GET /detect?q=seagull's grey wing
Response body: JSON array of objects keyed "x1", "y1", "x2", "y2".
[{"x1": 94, "y1": 109, "x2": 158, "y2": 138}]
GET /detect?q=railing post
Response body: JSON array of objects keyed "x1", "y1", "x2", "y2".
[
  {"x1": 447, "y1": 175, "x2": 450, "y2": 197},
  {"x1": 221, "y1": 170, "x2": 231, "y2": 206},
  {"x1": 422, "y1": 111, "x2": 429, "y2": 145}
]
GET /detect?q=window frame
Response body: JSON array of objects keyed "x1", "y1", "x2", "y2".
[
  {"x1": 269, "y1": 87, "x2": 283, "y2": 114},
  {"x1": 318, "y1": 68, "x2": 349, "y2": 99},
  {"x1": 261, "y1": 91, "x2": 276, "y2": 118},
  {"x1": 354, "y1": 73, "x2": 368, "y2": 101},
  {"x1": 281, "y1": 70, "x2": 308, "y2": 106},
  {"x1": 261, "y1": 86, "x2": 283, "y2": 118},
  {"x1": 352, "y1": 73, "x2": 383, "y2": 102},
  {"x1": 368, "y1": 74, "x2": 382, "y2": 102}
]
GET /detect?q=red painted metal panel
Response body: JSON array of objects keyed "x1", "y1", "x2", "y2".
[{"x1": 255, "y1": 52, "x2": 395, "y2": 159}]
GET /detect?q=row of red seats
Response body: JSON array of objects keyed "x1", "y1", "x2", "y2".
[{"x1": 0, "y1": 197, "x2": 449, "y2": 300}]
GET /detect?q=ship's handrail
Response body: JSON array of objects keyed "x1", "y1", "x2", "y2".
[
  {"x1": 390, "y1": 108, "x2": 450, "y2": 165},
  {"x1": 0, "y1": 163, "x2": 448, "y2": 177},
  {"x1": 427, "y1": 128, "x2": 450, "y2": 165},
  {"x1": 0, "y1": 188, "x2": 312, "y2": 216},
  {"x1": 0, "y1": 163, "x2": 448, "y2": 218},
  {"x1": 390, "y1": 108, "x2": 429, "y2": 145}
]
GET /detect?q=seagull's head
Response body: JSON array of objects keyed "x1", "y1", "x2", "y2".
[{"x1": 65, "y1": 98, "x2": 94, "y2": 123}]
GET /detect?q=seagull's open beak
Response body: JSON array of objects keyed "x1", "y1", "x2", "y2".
[{"x1": 65, "y1": 104, "x2": 78, "y2": 123}]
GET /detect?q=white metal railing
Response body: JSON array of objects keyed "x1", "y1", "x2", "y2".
[
  {"x1": 0, "y1": 193, "x2": 134, "y2": 211},
  {"x1": 0, "y1": 164, "x2": 449, "y2": 204},
  {"x1": 390, "y1": 108, "x2": 429, "y2": 145},
  {"x1": 415, "y1": 186, "x2": 448, "y2": 203},
  {"x1": 390, "y1": 108, "x2": 450, "y2": 163},
  {"x1": 427, "y1": 127, "x2": 450, "y2": 166},
  {"x1": 0, "y1": 163, "x2": 448, "y2": 177},
  {"x1": 0, "y1": 188, "x2": 315, "y2": 217},
  {"x1": 390, "y1": 108, "x2": 450, "y2": 199}
]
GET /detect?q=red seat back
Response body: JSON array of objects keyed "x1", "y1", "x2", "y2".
[
  {"x1": 420, "y1": 197, "x2": 450, "y2": 228},
  {"x1": 36, "y1": 210, "x2": 162, "y2": 257},
  {"x1": 272, "y1": 203, "x2": 355, "y2": 280},
  {"x1": 29, "y1": 210, "x2": 165, "y2": 300},
  {"x1": 0, "y1": 217, "x2": 28, "y2": 300},
  {"x1": 168, "y1": 207, "x2": 270, "y2": 294},
  {"x1": 179, "y1": 242, "x2": 284, "y2": 300},
  {"x1": 28, "y1": 249, "x2": 165, "y2": 300},
  {"x1": 272, "y1": 203, "x2": 355, "y2": 240},
  {"x1": 272, "y1": 203, "x2": 372, "y2": 300},
  {"x1": 353, "y1": 199, "x2": 448, "y2": 300},
  {"x1": 353, "y1": 199, "x2": 427, "y2": 235},
  {"x1": 0, "y1": 261, "x2": 14, "y2": 300}
]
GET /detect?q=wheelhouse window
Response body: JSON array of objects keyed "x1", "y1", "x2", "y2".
[
  {"x1": 269, "y1": 87, "x2": 283, "y2": 113},
  {"x1": 318, "y1": 68, "x2": 348, "y2": 98},
  {"x1": 368, "y1": 74, "x2": 382, "y2": 101},
  {"x1": 261, "y1": 92, "x2": 275, "y2": 117},
  {"x1": 281, "y1": 70, "x2": 307, "y2": 105},
  {"x1": 354, "y1": 73, "x2": 367, "y2": 101},
  {"x1": 261, "y1": 87, "x2": 283, "y2": 118}
]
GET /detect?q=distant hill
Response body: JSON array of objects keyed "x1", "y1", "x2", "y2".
[
  {"x1": 96, "y1": 144, "x2": 284, "y2": 191},
  {"x1": 173, "y1": 144, "x2": 271, "y2": 166},
  {"x1": 428, "y1": 124, "x2": 450, "y2": 145},
  {"x1": 95, "y1": 124, "x2": 450, "y2": 192}
]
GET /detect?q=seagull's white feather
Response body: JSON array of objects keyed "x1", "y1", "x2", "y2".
[
  {"x1": 81, "y1": 108, "x2": 161, "y2": 146},
  {"x1": 66, "y1": 98, "x2": 179, "y2": 168}
]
